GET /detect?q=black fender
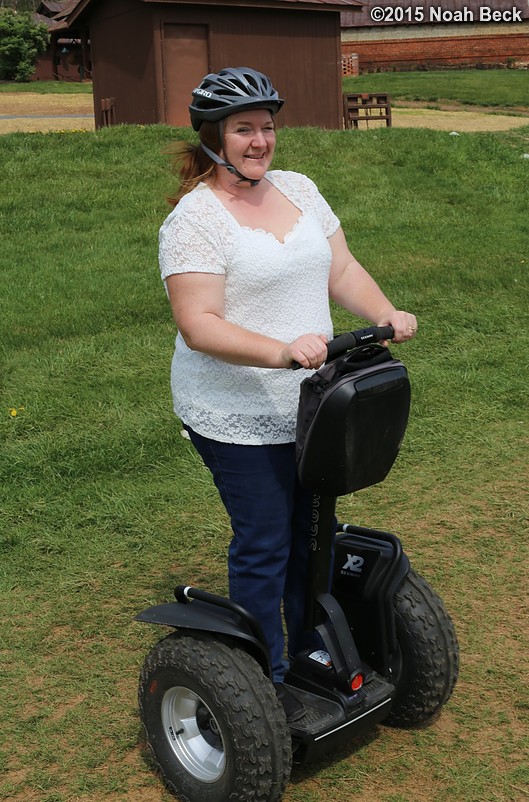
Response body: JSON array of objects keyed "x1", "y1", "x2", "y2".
[
  {"x1": 136, "y1": 590, "x2": 271, "y2": 677},
  {"x1": 331, "y1": 524, "x2": 410, "y2": 679}
]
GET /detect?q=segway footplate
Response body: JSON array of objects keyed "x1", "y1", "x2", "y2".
[{"x1": 285, "y1": 675, "x2": 394, "y2": 764}]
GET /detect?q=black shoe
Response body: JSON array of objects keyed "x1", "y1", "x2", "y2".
[{"x1": 274, "y1": 682, "x2": 306, "y2": 723}]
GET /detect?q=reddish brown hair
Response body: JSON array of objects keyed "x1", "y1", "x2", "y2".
[{"x1": 166, "y1": 122, "x2": 222, "y2": 207}]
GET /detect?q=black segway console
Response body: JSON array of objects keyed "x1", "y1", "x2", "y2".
[{"x1": 296, "y1": 338, "x2": 410, "y2": 496}]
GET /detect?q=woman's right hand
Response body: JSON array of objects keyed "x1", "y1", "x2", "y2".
[
  {"x1": 166, "y1": 274, "x2": 331, "y2": 370},
  {"x1": 280, "y1": 334, "x2": 328, "y2": 370}
]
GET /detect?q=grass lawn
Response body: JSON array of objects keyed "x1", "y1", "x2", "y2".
[
  {"x1": 4, "y1": 67, "x2": 529, "y2": 109},
  {"x1": 1, "y1": 114, "x2": 528, "y2": 802},
  {"x1": 0, "y1": 80, "x2": 93, "y2": 94},
  {"x1": 344, "y1": 68, "x2": 529, "y2": 108}
]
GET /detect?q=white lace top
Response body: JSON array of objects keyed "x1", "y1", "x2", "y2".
[{"x1": 159, "y1": 170, "x2": 340, "y2": 445}]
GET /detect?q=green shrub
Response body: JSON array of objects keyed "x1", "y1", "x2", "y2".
[{"x1": 0, "y1": 7, "x2": 49, "y2": 82}]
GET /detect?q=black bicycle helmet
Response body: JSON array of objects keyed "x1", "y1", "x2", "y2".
[{"x1": 189, "y1": 67, "x2": 284, "y2": 131}]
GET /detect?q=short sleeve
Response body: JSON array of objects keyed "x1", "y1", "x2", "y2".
[
  {"x1": 300, "y1": 174, "x2": 340, "y2": 238},
  {"x1": 268, "y1": 171, "x2": 341, "y2": 239},
  {"x1": 159, "y1": 191, "x2": 229, "y2": 281}
]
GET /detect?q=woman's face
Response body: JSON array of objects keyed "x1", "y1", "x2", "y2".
[{"x1": 222, "y1": 109, "x2": 276, "y2": 182}]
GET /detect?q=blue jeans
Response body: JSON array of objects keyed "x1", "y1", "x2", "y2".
[{"x1": 185, "y1": 427, "x2": 318, "y2": 682}]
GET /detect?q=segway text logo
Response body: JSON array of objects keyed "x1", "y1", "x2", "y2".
[
  {"x1": 342, "y1": 553, "x2": 365, "y2": 575},
  {"x1": 309, "y1": 495, "x2": 320, "y2": 552}
]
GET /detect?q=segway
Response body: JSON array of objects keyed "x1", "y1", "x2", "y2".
[{"x1": 136, "y1": 326, "x2": 459, "y2": 802}]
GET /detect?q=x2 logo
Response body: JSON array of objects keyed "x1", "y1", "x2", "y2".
[{"x1": 341, "y1": 553, "x2": 365, "y2": 575}]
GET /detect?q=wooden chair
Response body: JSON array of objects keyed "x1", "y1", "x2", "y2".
[
  {"x1": 343, "y1": 93, "x2": 392, "y2": 129},
  {"x1": 100, "y1": 98, "x2": 116, "y2": 127}
]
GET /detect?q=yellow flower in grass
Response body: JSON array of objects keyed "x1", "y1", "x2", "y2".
[{"x1": 8, "y1": 406, "x2": 25, "y2": 417}]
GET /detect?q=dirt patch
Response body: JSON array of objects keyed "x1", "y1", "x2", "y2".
[
  {"x1": 0, "y1": 92, "x2": 94, "y2": 117},
  {"x1": 1, "y1": 92, "x2": 529, "y2": 135},
  {"x1": 392, "y1": 106, "x2": 529, "y2": 132},
  {"x1": 0, "y1": 92, "x2": 94, "y2": 134}
]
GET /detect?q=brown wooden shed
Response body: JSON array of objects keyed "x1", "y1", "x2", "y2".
[{"x1": 67, "y1": 0, "x2": 362, "y2": 129}]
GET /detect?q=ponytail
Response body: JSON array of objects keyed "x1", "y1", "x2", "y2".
[{"x1": 166, "y1": 122, "x2": 222, "y2": 207}]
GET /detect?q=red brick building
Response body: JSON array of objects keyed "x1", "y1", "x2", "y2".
[{"x1": 341, "y1": 0, "x2": 529, "y2": 72}]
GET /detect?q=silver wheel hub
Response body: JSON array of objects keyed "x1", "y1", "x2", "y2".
[{"x1": 161, "y1": 686, "x2": 226, "y2": 782}]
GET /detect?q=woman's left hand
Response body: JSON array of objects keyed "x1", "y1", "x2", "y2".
[{"x1": 378, "y1": 311, "x2": 418, "y2": 344}]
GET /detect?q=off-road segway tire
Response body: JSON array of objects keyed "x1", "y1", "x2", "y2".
[
  {"x1": 386, "y1": 568, "x2": 459, "y2": 728},
  {"x1": 138, "y1": 632, "x2": 292, "y2": 802}
]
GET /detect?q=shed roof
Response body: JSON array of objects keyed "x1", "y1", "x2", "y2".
[
  {"x1": 35, "y1": 0, "x2": 88, "y2": 31},
  {"x1": 34, "y1": 11, "x2": 66, "y2": 30},
  {"x1": 67, "y1": 0, "x2": 362, "y2": 26},
  {"x1": 36, "y1": 0, "x2": 68, "y2": 13},
  {"x1": 342, "y1": 0, "x2": 529, "y2": 26},
  {"x1": 140, "y1": 0, "x2": 362, "y2": 7}
]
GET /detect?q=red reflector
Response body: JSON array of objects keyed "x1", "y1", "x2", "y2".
[{"x1": 351, "y1": 673, "x2": 364, "y2": 691}]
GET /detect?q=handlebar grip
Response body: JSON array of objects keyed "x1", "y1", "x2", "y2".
[
  {"x1": 326, "y1": 325, "x2": 394, "y2": 362},
  {"x1": 325, "y1": 332, "x2": 361, "y2": 362},
  {"x1": 372, "y1": 325, "x2": 394, "y2": 342},
  {"x1": 291, "y1": 325, "x2": 394, "y2": 370}
]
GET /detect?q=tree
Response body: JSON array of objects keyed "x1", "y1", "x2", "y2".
[{"x1": 0, "y1": 8, "x2": 49, "y2": 82}]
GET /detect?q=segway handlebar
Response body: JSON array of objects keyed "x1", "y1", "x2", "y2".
[
  {"x1": 292, "y1": 325, "x2": 394, "y2": 370},
  {"x1": 326, "y1": 325, "x2": 394, "y2": 361}
]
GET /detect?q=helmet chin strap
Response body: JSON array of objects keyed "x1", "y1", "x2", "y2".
[{"x1": 200, "y1": 142, "x2": 261, "y2": 187}]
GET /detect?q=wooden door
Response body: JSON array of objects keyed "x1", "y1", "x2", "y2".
[{"x1": 162, "y1": 24, "x2": 209, "y2": 126}]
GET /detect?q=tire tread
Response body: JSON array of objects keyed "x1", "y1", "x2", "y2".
[
  {"x1": 387, "y1": 568, "x2": 459, "y2": 727},
  {"x1": 139, "y1": 632, "x2": 291, "y2": 802}
]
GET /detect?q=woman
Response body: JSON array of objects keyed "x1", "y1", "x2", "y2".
[{"x1": 159, "y1": 67, "x2": 417, "y2": 722}]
